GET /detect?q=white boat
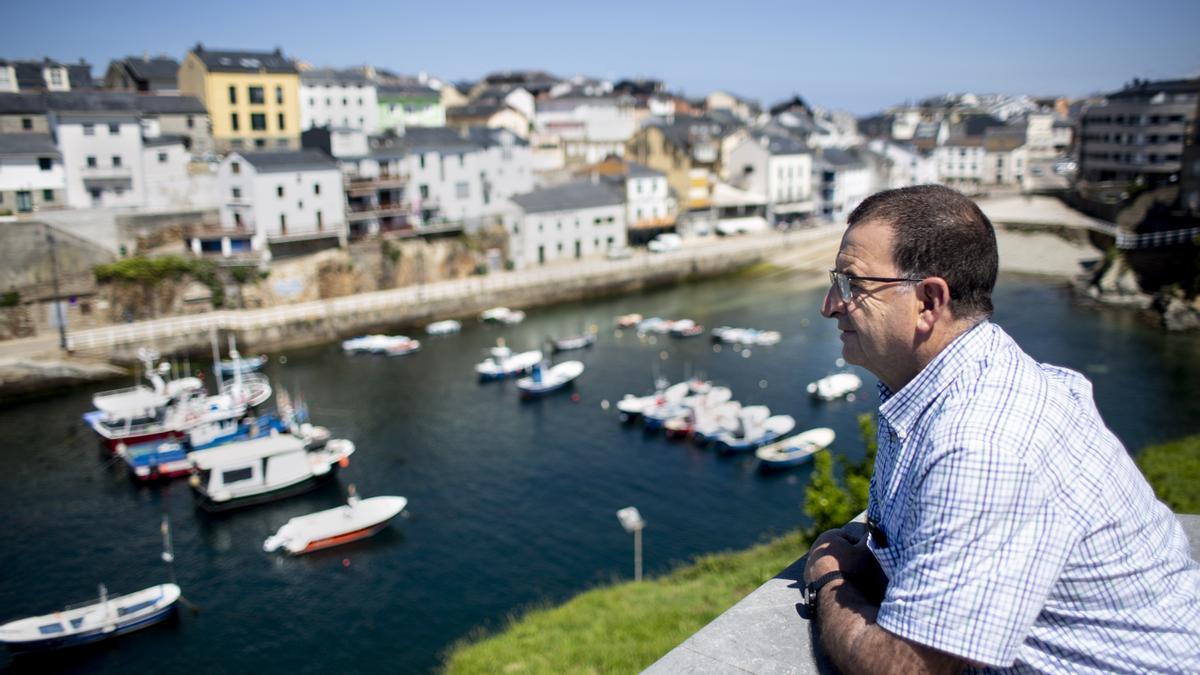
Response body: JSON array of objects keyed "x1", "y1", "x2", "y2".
[
  {"x1": 219, "y1": 354, "x2": 267, "y2": 375},
  {"x1": 342, "y1": 334, "x2": 415, "y2": 354},
  {"x1": 383, "y1": 337, "x2": 421, "y2": 356},
  {"x1": 615, "y1": 313, "x2": 643, "y2": 328},
  {"x1": 636, "y1": 317, "x2": 672, "y2": 334},
  {"x1": 517, "y1": 361, "x2": 585, "y2": 398},
  {"x1": 188, "y1": 433, "x2": 355, "y2": 512},
  {"x1": 425, "y1": 320, "x2": 462, "y2": 335},
  {"x1": 669, "y1": 319, "x2": 704, "y2": 338},
  {"x1": 480, "y1": 307, "x2": 525, "y2": 324},
  {"x1": 756, "y1": 428, "x2": 836, "y2": 470},
  {"x1": 551, "y1": 333, "x2": 596, "y2": 352},
  {"x1": 711, "y1": 326, "x2": 782, "y2": 346},
  {"x1": 716, "y1": 413, "x2": 796, "y2": 454},
  {"x1": 0, "y1": 583, "x2": 180, "y2": 653},
  {"x1": 475, "y1": 349, "x2": 543, "y2": 380},
  {"x1": 807, "y1": 372, "x2": 863, "y2": 401},
  {"x1": 691, "y1": 400, "x2": 744, "y2": 443},
  {"x1": 263, "y1": 494, "x2": 408, "y2": 555}
]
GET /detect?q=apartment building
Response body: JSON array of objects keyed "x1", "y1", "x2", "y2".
[
  {"x1": 300, "y1": 68, "x2": 379, "y2": 133},
  {"x1": 1078, "y1": 78, "x2": 1199, "y2": 187}
]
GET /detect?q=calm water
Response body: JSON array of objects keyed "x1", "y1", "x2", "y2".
[{"x1": 1, "y1": 272, "x2": 1198, "y2": 673}]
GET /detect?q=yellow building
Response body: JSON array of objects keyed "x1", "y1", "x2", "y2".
[{"x1": 178, "y1": 44, "x2": 301, "y2": 152}]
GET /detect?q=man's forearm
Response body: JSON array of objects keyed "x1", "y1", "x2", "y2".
[{"x1": 817, "y1": 579, "x2": 965, "y2": 675}]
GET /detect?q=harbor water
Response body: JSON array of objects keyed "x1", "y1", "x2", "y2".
[{"x1": 1, "y1": 271, "x2": 1198, "y2": 673}]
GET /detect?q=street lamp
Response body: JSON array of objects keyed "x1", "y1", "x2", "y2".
[{"x1": 616, "y1": 506, "x2": 645, "y2": 582}]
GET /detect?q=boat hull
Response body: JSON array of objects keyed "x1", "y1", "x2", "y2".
[
  {"x1": 297, "y1": 521, "x2": 391, "y2": 554},
  {"x1": 193, "y1": 469, "x2": 338, "y2": 513},
  {"x1": 2, "y1": 603, "x2": 177, "y2": 654}
]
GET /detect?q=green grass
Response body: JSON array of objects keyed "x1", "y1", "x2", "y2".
[
  {"x1": 1136, "y1": 434, "x2": 1200, "y2": 514},
  {"x1": 442, "y1": 529, "x2": 810, "y2": 674}
]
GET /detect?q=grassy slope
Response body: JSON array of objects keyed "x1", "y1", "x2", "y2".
[
  {"x1": 442, "y1": 530, "x2": 809, "y2": 674},
  {"x1": 1135, "y1": 434, "x2": 1200, "y2": 514}
]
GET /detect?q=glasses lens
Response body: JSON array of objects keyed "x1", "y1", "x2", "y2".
[{"x1": 831, "y1": 272, "x2": 852, "y2": 302}]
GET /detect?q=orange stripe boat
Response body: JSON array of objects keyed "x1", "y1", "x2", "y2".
[{"x1": 263, "y1": 494, "x2": 407, "y2": 555}]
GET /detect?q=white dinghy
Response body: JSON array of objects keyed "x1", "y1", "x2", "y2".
[
  {"x1": 756, "y1": 427, "x2": 836, "y2": 470},
  {"x1": 263, "y1": 491, "x2": 408, "y2": 555},
  {"x1": 807, "y1": 372, "x2": 863, "y2": 401}
]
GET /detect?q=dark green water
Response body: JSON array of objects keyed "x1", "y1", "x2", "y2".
[{"x1": 0, "y1": 272, "x2": 1197, "y2": 673}]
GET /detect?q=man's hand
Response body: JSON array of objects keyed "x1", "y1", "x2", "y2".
[{"x1": 805, "y1": 528, "x2": 872, "y2": 583}]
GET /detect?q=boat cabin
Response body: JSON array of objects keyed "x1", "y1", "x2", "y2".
[{"x1": 189, "y1": 433, "x2": 318, "y2": 505}]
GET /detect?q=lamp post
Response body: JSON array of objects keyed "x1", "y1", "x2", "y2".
[
  {"x1": 45, "y1": 227, "x2": 67, "y2": 351},
  {"x1": 616, "y1": 506, "x2": 645, "y2": 582}
]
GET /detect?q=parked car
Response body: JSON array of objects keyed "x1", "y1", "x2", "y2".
[{"x1": 648, "y1": 234, "x2": 683, "y2": 253}]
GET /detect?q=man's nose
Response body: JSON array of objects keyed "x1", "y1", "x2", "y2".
[{"x1": 821, "y1": 284, "x2": 842, "y2": 318}]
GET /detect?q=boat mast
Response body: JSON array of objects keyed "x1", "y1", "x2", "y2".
[{"x1": 210, "y1": 326, "x2": 221, "y2": 392}]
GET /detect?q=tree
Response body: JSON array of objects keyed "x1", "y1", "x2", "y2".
[{"x1": 803, "y1": 412, "x2": 878, "y2": 536}]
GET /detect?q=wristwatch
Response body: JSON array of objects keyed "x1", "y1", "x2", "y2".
[{"x1": 804, "y1": 571, "x2": 844, "y2": 616}]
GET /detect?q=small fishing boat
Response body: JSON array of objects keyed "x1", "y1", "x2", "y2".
[
  {"x1": 475, "y1": 347, "x2": 543, "y2": 381},
  {"x1": 551, "y1": 332, "x2": 595, "y2": 352},
  {"x1": 0, "y1": 584, "x2": 180, "y2": 654},
  {"x1": 636, "y1": 317, "x2": 671, "y2": 335},
  {"x1": 480, "y1": 307, "x2": 525, "y2": 324},
  {"x1": 669, "y1": 320, "x2": 704, "y2": 338},
  {"x1": 342, "y1": 335, "x2": 413, "y2": 354},
  {"x1": 263, "y1": 492, "x2": 408, "y2": 555},
  {"x1": 118, "y1": 412, "x2": 293, "y2": 482},
  {"x1": 756, "y1": 428, "x2": 836, "y2": 470},
  {"x1": 615, "y1": 313, "x2": 643, "y2": 328},
  {"x1": 807, "y1": 372, "x2": 863, "y2": 401},
  {"x1": 691, "y1": 400, "x2": 744, "y2": 444},
  {"x1": 425, "y1": 320, "x2": 462, "y2": 335},
  {"x1": 517, "y1": 361, "x2": 585, "y2": 398},
  {"x1": 218, "y1": 354, "x2": 267, "y2": 376},
  {"x1": 641, "y1": 382, "x2": 692, "y2": 430},
  {"x1": 383, "y1": 337, "x2": 421, "y2": 356},
  {"x1": 711, "y1": 326, "x2": 782, "y2": 346},
  {"x1": 188, "y1": 433, "x2": 355, "y2": 512},
  {"x1": 717, "y1": 414, "x2": 796, "y2": 454}
]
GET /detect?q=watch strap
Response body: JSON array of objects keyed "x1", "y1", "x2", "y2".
[{"x1": 806, "y1": 571, "x2": 844, "y2": 612}]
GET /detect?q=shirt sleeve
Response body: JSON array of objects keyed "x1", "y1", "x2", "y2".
[{"x1": 874, "y1": 439, "x2": 1074, "y2": 667}]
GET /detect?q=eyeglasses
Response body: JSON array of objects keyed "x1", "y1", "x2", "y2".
[{"x1": 829, "y1": 270, "x2": 924, "y2": 303}]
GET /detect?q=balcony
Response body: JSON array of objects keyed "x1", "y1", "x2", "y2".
[
  {"x1": 81, "y1": 165, "x2": 132, "y2": 182},
  {"x1": 347, "y1": 204, "x2": 411, "y2": 222},
  {"x1": 344, "y1": 174, "x2": 408, "y2": 195}
]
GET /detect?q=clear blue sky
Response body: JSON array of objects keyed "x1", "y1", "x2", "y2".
[{"x1": 7, "y1": 0, "x2": 1199, "y2": 115}]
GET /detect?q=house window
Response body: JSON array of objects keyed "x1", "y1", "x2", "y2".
[
  {"x1": 455, "y1": 182, "x2": 469, "y2": 199},
  {"x1": 83, "y1": 123, "x2": 95, "y2": 136},
  {"x1": 231, "y1": 113, "x2": 239, "y2": 131},
  {"x1": 316, "y1": 210, "x2": 323, "y2": 230},
  {"x1": 48, "y1": 68, "x2": 64, "y2": 87},
  {"x1": 251, "y1": 113, "x2": 267, "y2": 131},
  {"x1": 232, "y1": 187, "x2": 241, "y2": 199},
  {"x1": 357, "y1": 98, "x2": 363, "y2": 106},
  {"x1": 158, "y1": 152, "x2": 168, "y2": 163},
  {"x1": 228, "y1": 85, "x2": 237, "y2": 104},
  {"x1": 277, "y1": 113, "x2": 285, "y2": 130},
  {"x1": 419, "y1": 184, "x2": 429, "y2": 199},
  {"x1": 279, "y1": 214, "x2": 287, "y2": 232},
  {"x1": 186, "y1": 115, "x2": 194, "y2": 129},
  {"x1": 419, "y1": 155, "x2": 425, "y2": 169},
  {"x1": 276, "y1": 87, "x2": 283, "y2": 104},
  {"x1": 112, "y1": 155, "x2": 122, "y2": 168},
  {"x1": 313, "y1": 183, "x2": 320, "y2": 195},
  {"x1": 231, "y1": 161, "x2": 240, "y2": 174},
  {"x1": 249, "y1": 86, "x2": 265, "y2": 104},
  {"x1": 42, "y1": 189, "x2": 53, "y2": 201},
  {"x1": 86, "y1": 155, "x2": 97, "y2": 168},
  {"x1": 38, "y1": 157, "x2": 52, "y2": 171},
  {"x1": 21, "y1": 117, "x2": 32, "y2": 130},
  {"x1": 254, "y1": 139, "x2": 265, "y2": 148},
  {"x1": 277, "y1": 186, "x2": 284, "y2": 197},
  {"x1": 108, "y1": 123, "x2": 119, "y2": 135}
]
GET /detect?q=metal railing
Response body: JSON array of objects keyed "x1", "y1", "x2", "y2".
[{"x1": 64, "y1": 226, "x2": 842, "y2": 353}]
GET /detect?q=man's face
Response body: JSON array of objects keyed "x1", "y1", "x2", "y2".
[{"x1": 820, "y1": 219, "x2": 920, "y2": 389}]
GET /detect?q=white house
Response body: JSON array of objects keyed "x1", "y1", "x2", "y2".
[
  {"x1": 207, "y1": 149, "x2": 346, "y2": 257},
  {"x1": 935, "y1": 140, "x2": 986, "y2": 189},
  {"x1": 141, "y1": 137, "x2": 201, "y2": 209},
  {"x1": 0, "y1": 134, "x2": 66, "y2": 213},
  {"x1": 504, "y1": 178, "x2": 627, "y2": 268},
  {"x1": 866, "y1": 139, "x2": 940, "y2": 190},
  {"x1": 623, "y1": 162, "x2": 675, "y2": 230},
  {"x1": 300, "y1": 69, "x2": 379, "y2": 133},
  {"x1": 724, "y1": 130, "x2": 814, "y2": 225},
  {"x1": 534, "y1": 94, "x2": 636, "y2": 166},
  {"x1": 813, "y1": 147, "x2": 870, "y2": 223},
  {"x1": 49, "y1": 99, "x2": 148, "y2": 209}
]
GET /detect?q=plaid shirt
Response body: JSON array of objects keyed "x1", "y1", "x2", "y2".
[{"x1": 867, "y1": 321, "x2": 1200, "y2": 673}]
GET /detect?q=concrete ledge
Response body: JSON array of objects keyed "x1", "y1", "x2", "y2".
[{"x1": 645, "y1": 514, "x2": 1200, "y2": 674}]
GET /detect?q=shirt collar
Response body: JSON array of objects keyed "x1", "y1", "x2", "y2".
[{"x1": 877, "y1": 320, "x2": 995, "y2": 438}]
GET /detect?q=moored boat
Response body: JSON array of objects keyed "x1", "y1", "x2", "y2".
[
  {"x1": 669, "y1": 319, "x2": 704, "y2": 338},
  {"x1": 716, "y1": 414, "x2": 796, "y2": 454},
  {"x1": 475, "y1": 348, "x2": 543, "y2": 380},
  {"x1": 425, "y1": 320, "x2": 462, "y2": 335},
  {"x1": 517, "y1": 361, "x2": 585, "y2": 398},
  {"x1": 383, "y1": 337, "x2": 421, "y2": 356},
  {"x1": 342, "y1": 335, "x2": 415, "y2": 355},
  {"x1": 0, "y1": 583, "x2": 180, "y2": 654},
  {"x1": 263, "y1": 493, "x2": 408, "y2": 555},
  {"x1": 756, "y1": 428, "x2": 836, "y2": 470},
  {"x1": 807, "y1": 372, "x2": 863, "y2": 401},
  {"x1": 218, "y1": 354, "x2": 267, "y2": 376},
  {"x1": 551, "y1": 333, "x2": 596, "y2": 352},
  {"x1": 480, "y1": 307, "x2": 525, "y2": 324},
  {"x1": 188, "y1": 433, "x2": 355, "y2": 512},
  {"x1": 615, "y1": 313, "x2": 643, "y2": 328}
]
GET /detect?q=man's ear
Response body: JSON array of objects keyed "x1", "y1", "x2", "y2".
[{"x1": 916, "y1": 277, "x2": 952, "y2": 329}]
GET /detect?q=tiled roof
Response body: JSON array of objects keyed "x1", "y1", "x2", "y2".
[
  {"x1": 131, "y1": 94, "x2": 206, "y2": 115},
  {"x1": 377, "y1": 85, "x2": 439, "y2": 99},
  {"x1": 0, "y1": 133, "x2": 58, "y2": 156},
  {"x1": 510, "y1": 179, "x2": 624, "y2": 214},
  {"x1": 234, "y1": 148, "x2": 336, "y2": 172},
  {"x1": 191, "y1": 45, "x2": 297, "y2": 74},
  {"x1": 143, "y1": 134, "x2": 188, "y2": 148},
  {"x1": 0, "y1": 93, "x2": 49, "y2": 114},
  {"x1": 301, "y1": 68, "x2": 370, "y2": 86},
  {"x1": 117, "y1": 56, "x2": 179, "y2": 85}
]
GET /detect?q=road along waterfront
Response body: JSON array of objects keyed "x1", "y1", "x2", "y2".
[{"x1": 0, "y1": 268, "x2": 1196, "y2": 673}]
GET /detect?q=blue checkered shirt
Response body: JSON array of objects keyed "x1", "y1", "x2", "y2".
[{"x1": 867, "y1": 321, "x2": 1200, "y2": 673}]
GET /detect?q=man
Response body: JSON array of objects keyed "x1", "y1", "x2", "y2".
[{"x1": 804, "y1": 185, "x2": 1200, "y2": 673}]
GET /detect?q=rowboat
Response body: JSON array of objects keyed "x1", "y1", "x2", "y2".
[
  {"x1": 263, "y1": 494, "x2": 408, "y2": 555},
  {"x1": 756, "y1": 428, "x2": 836, "y2": 470},
  {"x1": 0, "y1": 584, "x2": 180, "y2": 654}
]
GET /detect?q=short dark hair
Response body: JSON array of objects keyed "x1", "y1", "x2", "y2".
[{"x1": 847, "y1": 184, "x2": 997, "y2": 318}]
